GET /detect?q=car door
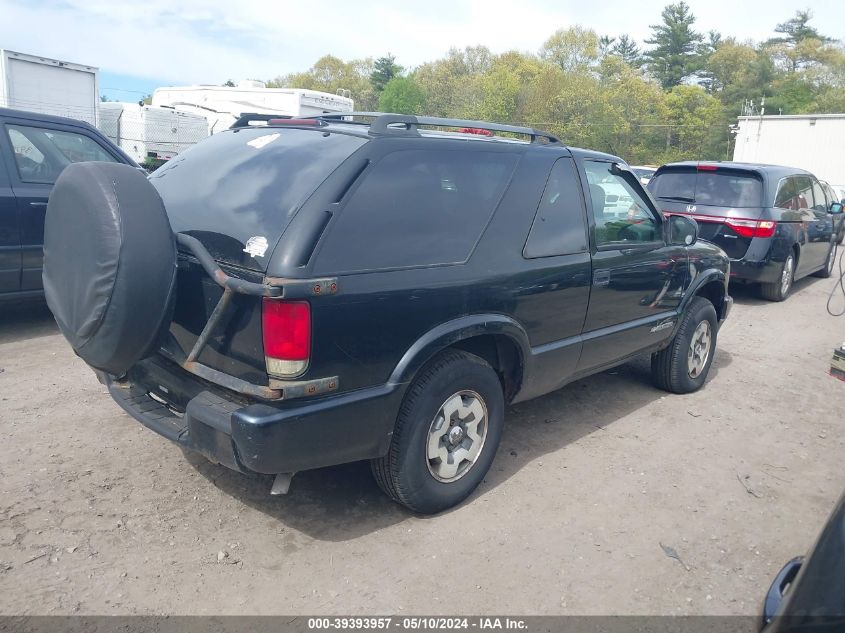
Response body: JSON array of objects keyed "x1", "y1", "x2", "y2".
[
  {"x1": 576, "y1": 158, "x2": 688, "y2": 373},
  {"x1": 513, "y1": 156, "x2": 592, "y2": 399},
  {"x1": 1, "y1": 119, "x2": 122, "y2": 291},
  {"x1": 809, "y1": 178, "x2": 834, "y2": 263},
  {"x1": 0, "y1": 125, "x2": 21, "y2": 295}
]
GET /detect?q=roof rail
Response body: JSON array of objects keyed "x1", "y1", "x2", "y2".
[
  {"x1": 230, "y1": 113, "x2": 291, "y2": 129},
  {"x1": 315, "y1": 112, "x2": 561, "y2": 144}
]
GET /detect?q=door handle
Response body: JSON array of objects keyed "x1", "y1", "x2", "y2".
[
  {"x1": 593, "y1": 270, "x2": 610, "y2": 286},
  {"x1": 29, "y1": 201, "x2": 48, "y2": 209}
]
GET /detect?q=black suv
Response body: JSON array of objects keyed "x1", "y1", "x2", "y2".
[
  {"x1": 43, "y1": 114, "x2": 732, "y2": 513},
  {"x1": 0, "y1": 107, "x2": 136, "y2": 302},
  {"x1": 649, "y1": 162, "x2": 841, "y2": 301}
]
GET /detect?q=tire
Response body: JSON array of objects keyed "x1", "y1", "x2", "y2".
[
  {"x1": 760, "y1": 253, "x2": 795, "y2": 302},
  {"x1": 371, "y1": 350, "x2": 505, "y2": 514},
  {"x1": 813, "y1": 243, "x2": 837, "y2": 279},
  {"x1": 651, "y1": 296, "x2": 718, "y2": 394},
  {"x1": 43, "y1": 162, "x2": 177, "y2": 375}
]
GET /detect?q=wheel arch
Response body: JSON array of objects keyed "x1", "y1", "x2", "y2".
[
  {"x1": 680, "y1": 269, "x2": 727, "y2": 320},
  {"x1": 388, "y1": 315, "x2": 530, "y2": 402}
]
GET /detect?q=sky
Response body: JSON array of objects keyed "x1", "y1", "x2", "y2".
[{"x1": 1, "y1": 0, "x2": 843, "y2": 101}]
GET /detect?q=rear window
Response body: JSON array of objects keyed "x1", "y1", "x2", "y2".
[
  {"x1": 150, "y1": 127, "x2": 366, "y2": 269},
  {"x1": 315, "y1": 149, "x2": 519, "y2": 273},
  {"x1": 650, "y1": 169, "x2": 763, "y2": 208}
]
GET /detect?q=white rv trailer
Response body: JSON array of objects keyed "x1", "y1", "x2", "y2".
[
  {"x1": 0, "y1": 49, "x2": 99, "y2": 125},
  {"x1": 98, "y1": 102, "x2": 208, "y2": 165},
  {"x1": 151, "y1": 80, "x2": 354, "y2": 134},
  {"x1": 733, "y1": 114, "x2": 845, "y2": 194}
]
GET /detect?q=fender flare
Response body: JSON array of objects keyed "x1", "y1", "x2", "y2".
[
  {"x1": 388, "y1": 314, "x2": 531, "y2": 386},
  {"x1": 680, "y1": 268, "x2": 726, "y2": 313}
]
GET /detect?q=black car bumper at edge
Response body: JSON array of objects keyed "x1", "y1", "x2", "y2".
[
  {"x1": 104, "y1": 370, "x2": 404, "y2": 475},
  {"x1": 730, "y1": 258, "x2": 783, "y2": 284}
]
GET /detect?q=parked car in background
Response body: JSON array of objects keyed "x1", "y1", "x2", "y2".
[
  {"x1": 0, "y1": 107, "x2": 137, "y2": 302},
  {"x1": 42, "y1": 113, "x2": 732, "y2": 514},
  {"x1": 649, "y1": 162, "x2": 839, "y2": 301},
  {"x1": 820, "y1": 180, "x2": 845, "y2": 244},
  {"x1": 630, "y1": 165, "x2": 657, "y2": 185},
  {"x1": 761, "y1": 492, "x2": 845, "y2": 631}
]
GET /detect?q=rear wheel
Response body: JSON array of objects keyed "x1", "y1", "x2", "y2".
[
  {"x1": 371, "y1": 350, "x2": 504, "y2": 514},
  {"x1": 813, "y1": 243, "x2": 837, "y2": 279},
  {"x1": 651, "y1": 296, "x2": 718, "y2": 394},
  {"x1": 760, "y1": 253, "x2": 795, "y2": 302}
]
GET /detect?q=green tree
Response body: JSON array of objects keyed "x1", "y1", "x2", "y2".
[
  {"x1": 663, "y1": 85, "x2": 722, "y2": 160},
  {"x1": 370, "y1": 54, "x2": 403, "y2": 93},
  {"x1": 610, "y1": 35, "x2": 643, "y2": 67},
  {"x1": 539, "y1": 26, "x2": 600, "y2": 72},
  {"x1": 378, "y1": 76, "x2": 425, "y2": 114},
  {"x1": 222, "y1": 79, "x2": 236, "y2": 87},
  {"x1": 269, "y1": 55, "x2": 377, "y2": 110},
  {"x1": 765, "y1": 10, "x2": 836, "y2": 73},
  {"x1": 644, "y1": 2, "x2": 703, "y2": 89}
]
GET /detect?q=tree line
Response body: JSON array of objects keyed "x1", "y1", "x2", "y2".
[{"x1": 266, "y1": 4, "x2": 845, "y2": 164}]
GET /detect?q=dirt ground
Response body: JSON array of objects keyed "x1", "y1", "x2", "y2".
[{"x1": 1, "y1": 275, "x2": 844, "y2": 617}]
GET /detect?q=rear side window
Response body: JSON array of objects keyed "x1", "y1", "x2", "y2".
[
  {"x1": 650, "y1": 169, "x2": 763, "y2": 208},
  {"x1": 315, "y1": 149, "x2": 518, "y2": 272},
  {"x1": 775, "y1": 176, "x2": 813, "y2": 210},
  {"x1": 524, "y1": 158, "x2": 588, "y2": 258}
]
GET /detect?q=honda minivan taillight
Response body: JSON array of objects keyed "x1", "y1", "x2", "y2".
[{"x1": 262, "y1": 299, "x2": 311, "y2": 378}]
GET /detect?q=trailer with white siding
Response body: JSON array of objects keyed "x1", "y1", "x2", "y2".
[
  {"x1": 0, "y1": 49, "x2": 99, "y2": 125},
  {"x1": 151, "y1": 80, "x2": 354, "y2": 135},
  {"x1": 733, "y1": 114, "x2": 845, "y2": 196}
]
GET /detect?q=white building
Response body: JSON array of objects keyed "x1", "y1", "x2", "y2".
[{"x1": 733, "y1": 114, "x2": 845, "y2": 193}]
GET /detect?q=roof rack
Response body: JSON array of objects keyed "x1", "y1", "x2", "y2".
[
  {"x1": 230, "y1": 113, "x2": 291, "y2": 129},
  {"x1": 314, "y1": 112, "x2": 561, "y2": 144}
]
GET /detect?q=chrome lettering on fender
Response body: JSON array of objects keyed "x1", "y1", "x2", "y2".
[{"x1": 650, "y1": 320, "x2": 675, "y2": 333}]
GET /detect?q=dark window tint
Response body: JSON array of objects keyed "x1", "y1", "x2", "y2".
[
  {"x1": 811, "y1": 179, "x2": 826, "y2": 212},
  {"x1": 585, "y1": 160, "x2": 659, "y2": 246},
  {"x1": 775, "y1": 176, "x2": 813, "y2": 210},
  {"x1": 524, "y1": 158, "x2": 587, "y2": 258},
  {"x1": 650, "y1": 169, "x2": 763, "y2": 208},
  {"x1": 7, "y1": 124, "x2": 117, "y2": 184},
  {"x1": 150, "y1": 127, "x2": 366, "y2": 268},
  {"x1": 316, "y1": 149, "x2": 518, "y2": 272}
]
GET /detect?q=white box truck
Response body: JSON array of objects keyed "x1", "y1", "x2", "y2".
[
  {"x1": 0, "y1": 49, "x2": 99, "y2": 125},
  {"x1": 98, "y1": 102, "x2": 208, "y2": 166},
  {"x1": 733, "y1": 114, "x2": 845, "y2": 194},
  {"x1": 152, "y1": 80, "x2": 354, "y2": 134}
]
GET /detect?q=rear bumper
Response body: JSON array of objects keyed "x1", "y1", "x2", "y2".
[
  {"x1": 730, "y1": 258, "x2": 782, "y2": 284},
  {"x1": 105, "y1": 373, "x2": 404, "y2": 475}
]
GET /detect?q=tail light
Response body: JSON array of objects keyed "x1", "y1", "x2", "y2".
[
  {"x1": 262, "y1": 299, "x2": 310, "y2": 378},
  {"x1": 725, "y1": 218, "x2": 777, "y2": 238}
]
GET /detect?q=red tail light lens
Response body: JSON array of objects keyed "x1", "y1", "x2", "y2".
[
  {"x1": 262, "y1": 299, "x2": 310, "y2": 378},
  {"x1": 725, "y1": 218, "x2": 777, "y2": 238}
]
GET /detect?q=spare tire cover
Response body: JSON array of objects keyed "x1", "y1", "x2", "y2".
[{"x1": 43, "y1": 162, "x2": 177, "y2": 375}]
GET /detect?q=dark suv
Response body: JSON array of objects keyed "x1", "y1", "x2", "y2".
[
  {"x1": 649, "y1": 162, "x2": 840, "y2": 301},
  {"x1": 0, "y1": 107, "x2": 136, "y2": 302},
  {"x1": 43, "y1": 114, "x2": 732, "y2": 513}
]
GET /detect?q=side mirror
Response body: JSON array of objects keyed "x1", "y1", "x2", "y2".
[
  {"x1": 830, "y1": 202, "x2": 843, "y2": 214},
  {"x1": 666, "y1": 214, "x2": 698, "y2": 246}
]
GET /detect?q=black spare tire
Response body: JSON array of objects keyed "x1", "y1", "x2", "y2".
[{"x1": 43, "y1": 162, "x2": 177, "y2": 375}]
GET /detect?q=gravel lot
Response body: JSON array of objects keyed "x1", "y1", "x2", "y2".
[{"x1": 1, "y1": 275, "x2": 843, "y2": 616}]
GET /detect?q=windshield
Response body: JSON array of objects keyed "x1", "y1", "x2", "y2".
[
  {"x1": 650, "y1": 169, "x2": 763, "y2": 208},
  {"x1": 150, "y1": 127, "x2": 366, "y2": 270}
]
